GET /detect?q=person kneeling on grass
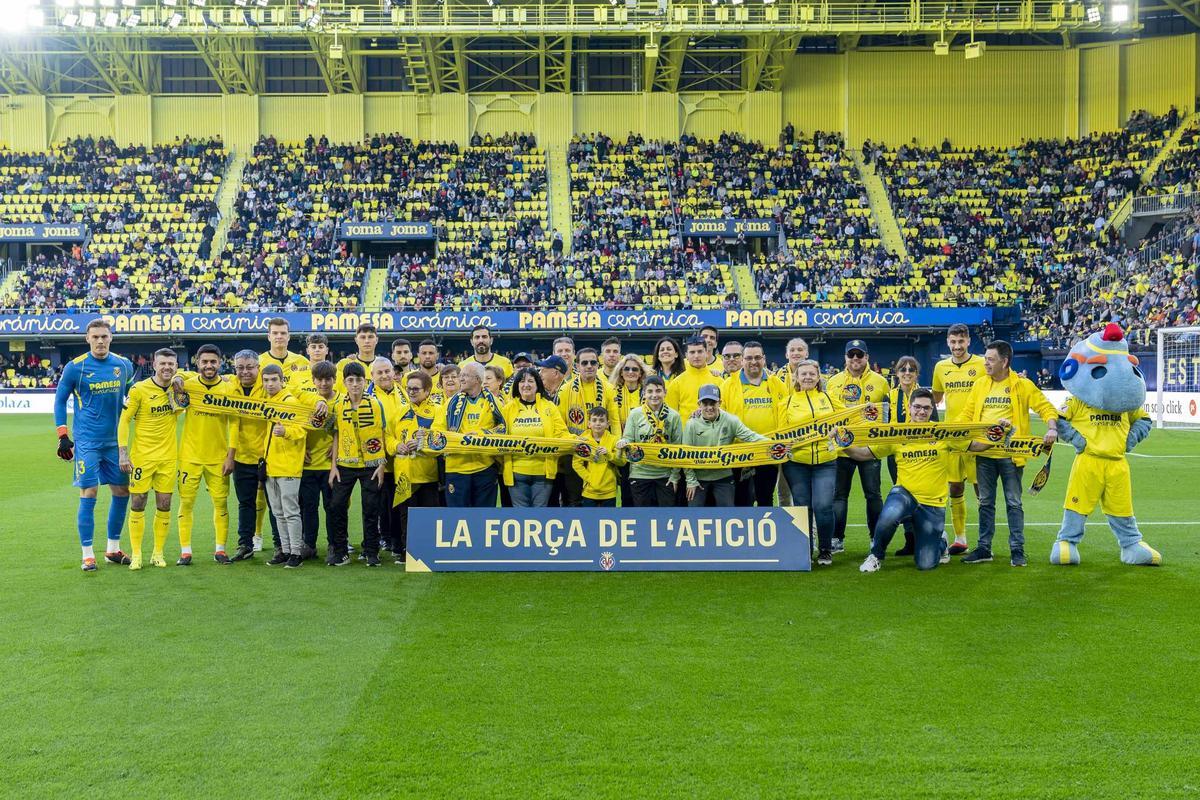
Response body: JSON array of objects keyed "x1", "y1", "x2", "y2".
[
  {"x1": 838, "y1": 389, "x2": 1008, "y2": 573},
  {"x1": 573, "y1": 407, "x2": 625, "y2": 507}
]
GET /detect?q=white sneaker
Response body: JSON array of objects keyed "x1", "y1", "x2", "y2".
[
  {"x1": 860, "y1": 554, "x2": 882, "y2": 573},
  {"x1": 252, "y1": 535, "x2": 263, "y2": 552},
  {"x1": 940, "y1": 550, "x2": 951, "y2": 564},
  {"x1": 831, "y1": 538, "x2": 845, "y2": 554}
]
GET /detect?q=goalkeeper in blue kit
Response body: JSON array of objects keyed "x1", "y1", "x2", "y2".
[{"x1": 53, "y1": 319, "x2": 136, "y2": 571}]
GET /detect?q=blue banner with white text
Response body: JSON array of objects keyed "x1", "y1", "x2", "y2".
[
  {"x1": 682, "y1": 218, "x2": 778, "y2": 238},
  {"x1": 0, "y1": 307, "x2": 994, "y2": 337},
  {"x1": 338, "y1": 221, "x2": 436, "y2": 241},
  {"x1": 404, "y1": 506, "x2": 812, "y2": 572},
  {"x1": 0, "y1": 223, "x2": 89, "y2": 243}
]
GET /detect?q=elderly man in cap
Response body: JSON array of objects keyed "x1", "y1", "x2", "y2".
[
  {"x1": 681, "y1": 384, "x2": 773, "y2": 507},
  {"x1": 826, "y1": 339, "x2": 890, "y2": 552}
]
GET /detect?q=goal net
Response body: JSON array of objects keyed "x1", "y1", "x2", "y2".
[{"x1": 1154, "y1": 326, "x2": 1200, "y2": 429}]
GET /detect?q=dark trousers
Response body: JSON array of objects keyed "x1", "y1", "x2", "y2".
[
  {"x1": 886, "y1": 455, "x2": 916, "y2": 551},
  {"x1": 870, "y1": 486, "x2": 946, "y2": 570},
  {"x1": 234, "y1": 461, "x2": 278, "y2": 550},
  {"x1": 376, "y1": 473, "x2": 395, "y2": 550},
  {"x1": 329, "y1": 467, "x2": 381, "y2": 559},
  {"x1": 735, "y1": 465, "x2": 779, "y2": 506},
  {"x1": 395, "y1": 481, "x2": 439, "y2": 557},
  {"x1": 581, "y1": 497, "x2": 616, "y2": 507},
  {"x1": 300, "y1": 468, "x2": 333, "y2": 551},
  {"x1": 833, "y1": 456, "x2": 882, "y2": 542},
  {"x1": 550, "y1": 456, "x2": 583, "y2": 507},
  {"x1": 446, "y1": 465, "x2": 499, "y2": 508},
  {"x1": 630, "y1": 477, "x2": 676, "y2": 507},
  {"x1": 688, "y1": 477, "x2": 735, "y2": 507},
  {"x1": 782, "y1": 460, "x2": 837, "y2": 552},
  {"x1": 618, "y1": 464, "x2": 633, "y2": 508}
]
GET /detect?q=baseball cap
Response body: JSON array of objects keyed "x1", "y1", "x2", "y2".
[
  {"x1": 513, "y1": 352, "x2": 533, "y2": 364},
  {"x1": 845, "y1": 339, "x2": 869, "y2": 355},
  {"x1": 535, "y1": 355, "x2": 569, "y2": 374},
  {"x1": 698, "y1": 384, "x2": 721, "y2": 403}
]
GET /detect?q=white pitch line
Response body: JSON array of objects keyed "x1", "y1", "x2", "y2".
[
  {"x1": 434, "y1": 559, "x2": 594, "y2": 564},
  {"x1": 620, "y1": 559, "x2": 781, "y2": 564},
  {"x1": 844, "y1": 522, "x2": 1190, "y2": 527},
  {"x1": 1127, "y1": 453, "x2": 1200, "y2": 458}
]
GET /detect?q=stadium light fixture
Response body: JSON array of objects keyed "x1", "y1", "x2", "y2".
[
  {"x1": 192, "y1": 0, "x2": 206, "y2": 7},
  {"x1": 102, "y1": 9, "x2": 118, "y2": 25},
  {"x1": 56, "y1": 0, "x2": 75, "y2": 7},
  {"x1": 80, "y1": 8, "x2": 97, "y2": 24},
  {"x1": 306, "y1": 0, "x2": 318, "y2": 7},
  {"x1": 256, "y1": 0, "x2": 269, "y2": 7},
  {"x1": 234, "y1": 0, "x2": 247, "y2": 5},
  {"x1": 78, "y1": 0, "x2": 95, "y2": 6},
  {"x1": 1110, "y1": 3, "x2": 1129, "y2": 22},
  {"x1": 763, "y1": 0, "x2": 776, "y2": 4},
  {"x1": 122, "y1": 0, "x2": 137, "y2": 5},
  {"x1": 99, "y1": 0, "x2": 114, "y2": 6},
  {"x1": 166, "y1": 10, "x2": 182, "y2": 26},
  {"x1": 304, "y1": 9, "x2": 321, "y2": 27},
  {"x1": 62, "y1": 11, "x2": 79, "y2": 24},
  {"x1": 124, "y1": 11, "x2": 139, "y2": 25},
  {"x1": 1086, "y1": 4, "x2": 1100, "y2": 21}
]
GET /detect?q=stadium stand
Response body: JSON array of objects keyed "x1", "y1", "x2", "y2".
[
  {"x1": 1147, "y1": 117, "x2": 1200, "y2": 194},
  {"x1": 0, "y1": 136, "x2": 226, "y2": 312}
]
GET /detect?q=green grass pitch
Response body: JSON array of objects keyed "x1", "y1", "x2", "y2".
[{"x1": 2, "y1": 413, "x2": 1198, "y2": 799}]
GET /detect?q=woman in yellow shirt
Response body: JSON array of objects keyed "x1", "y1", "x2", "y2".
[
  {"x1": 776, "y1": 359, "x2": 842, "y2": 565},
  {"x1": 387, "y1": 369, "x2": 441, "y2": 561},
  {"x1": 502, "y1": 367, "x2": 567, "y2": 507},
  {"x1": 612, "y1": 354, "x2": 647, "y2": 507}
]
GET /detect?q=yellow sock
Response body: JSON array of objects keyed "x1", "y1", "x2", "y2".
[
  {"x1": 213, "y1": 497, "x2": 229, "y2": 551},
  {"x1": 255, "y1": 488, "x2": 266, "y2": 536},
  {"x1": 128, "y1": 510, "x2": 145, "y2": 558},
  {"x1": 153, "y1": 510, "x2": 170, "y2": 555},
  {"x1": 950, "y1": 493, "x2": 967, "y2": 543},
  {"x1": 178, "y1": 496, "x2": 195, "y2": 551}
]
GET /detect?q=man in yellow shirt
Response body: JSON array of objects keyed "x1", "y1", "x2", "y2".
[
  {"x1": 260, "y1": 364, "x2": 308, "y2": 567},
  {"x1": 553, "y1": 348, "x2": 619, "y2": 506},
  {"x1": 260, "y1": 317, "x2": 310, "y2": 385},
  {"x1": 955, "y1": 339, "x2": 1058, "y2": 566},
  {"x1": 286, "y1": 333, "x2": 331, "y2": 392},
  {"x1": 666, "y1": 335, "x2": 722, "y2": 421},
  {"x1": 721, "y1": 340, "x2": 787, "y2": 506},
  {"x1": 932, "y1": 322, "x2": 987, "y2": 554},
  {"x1": 175, "y1": 344, "x2": 233, "y2": 564},
  {"x1": 414, "y1": 339, "x2": 444, "y2": 398},
  {"x1": 433, "y1": 362, "x2": 506, "y2": 507},
  {"x1": 827, "y1": 339, "x2": 890, "y2": 553},
  {"x1": 699, "y1": 324, "x2": 724, "y2": 374},
  {"x1": 297, "y1": 360, "x2": 338, "y2": 560},
  {"x1": 369, "y1": 357, "x2": 407, "y2": 553},
  {"x1": 118, "y1": 348, "x2": 182, "y2": 570},
  {"x1": 841, "y1": 389, "x2": 1004, "y2": 573},
  {"x1": 335, "y1": 322, "x2": 380, "y2": 392},
  {"x1": 459, "y1": 325, "x2": 513, "y2": 379}
]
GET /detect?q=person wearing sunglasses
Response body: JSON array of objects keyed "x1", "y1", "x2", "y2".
[
  {"x1": 554, "y1": 347, "x2": 619, "y2": 506},
  {"x1": 827, "y1": 340, "x2": 890, "y2": 555}
]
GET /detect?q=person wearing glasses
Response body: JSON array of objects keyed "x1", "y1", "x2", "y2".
[
  {"x1": 501, "y1": 367, "x2": 567, "y2": 508},
  {"x1": 554, "y1": 348, "x2": 618, "y2": 506},
  {"x1": 719, "y1": 341, "x2": 743, "y2": 380},
  {"x1": 826, "y1": 339, "x2": 890, "y2": 554},
  {"x1": 721, "y1": 341, "x2": 787, "y2": 506},
  {"x1": 613, "y1": 355, "x2": 648, "y2": 506},
  {"x1": 884, "y1": 356, "x2": 935, "y2": 558}
]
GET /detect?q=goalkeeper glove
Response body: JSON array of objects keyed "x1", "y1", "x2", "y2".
[{"x1": 56, "y1": 427, "x2": 75, "y2": 461}]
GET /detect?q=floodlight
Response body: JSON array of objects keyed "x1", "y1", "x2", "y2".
[
  {"x1": 78, "y1": 0, "x2": 95, "y2": 6},
  {"x1": 124, "y1": 11, "x2": 139, "y2": 25},
  {"x1": 1110, "y1": 3, "x2": 1129, "y2": 22},
  {"x1": 56, "y1": 0, "x2": 75, "y2": 8},
  {"x1": 99, "y1": 0, "x2": 115, "y2": 7},
  {"x1": 304, "y1": 10, "x2": 320, "y2": 27},
  {"x1": 306, "y1": 0, "x2": 318, "y2": 7},
  {"x1": 934, "y1": 40, "x2": 949, "y2": 55},
  {"x1": 166, "y1": 11, "x2": 182, "y2": 26},
  {"x1": 1086, "y1": 5, "x2": 1100, "y2": 21},
  {"x1": 62, "y1": 11, "x2": 80, "y2": 25},
  {"x1": 234, "y1": 0, "x2": 247, "y2": 6},
  {"x1": 256, "y1": 0, "x2": 269, "y2": 6},
  {"x1": 122, "y1": 0, "x2": 137, "y2": 6},
  {"x1": 964, "y1": 40, "x2": 984, "y2": 59},
  {"x1": 80, "y1": 9, "x2": 97, "y2": 24},
  {"x1": 192, "y1": 0, "x2": 206, "y2": 7},
  {"x1": 102, "y1": 10, "x2": 118, "y2": 25}
]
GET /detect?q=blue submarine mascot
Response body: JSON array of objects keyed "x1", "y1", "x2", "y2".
[{"x1": 1050, "y1": 323, "x2": 1161, "y2": 566}]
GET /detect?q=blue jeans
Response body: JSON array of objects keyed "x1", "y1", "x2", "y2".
[
  {"x1": 446, "y1": 466, "x2": 499, "y2": 508},
  {"x1": 511, "y1": 473, "x2": 552, "y2": 507},
  {"x1": 782, "y1": 461, "x2": 837, "y2": 552},
  {"x1": 975, "y1": 457, "x2": 1025, "y2": 552},
  {"x1": 581, "y1": 497, "x2": 616, "y2": 507},
  {"x1": 870, "y1": 487, "x2": 946, "y2": 570}
]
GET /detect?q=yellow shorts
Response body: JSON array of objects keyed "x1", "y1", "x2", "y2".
[
  {"x1": 945, "y1": 451, "x2": 977, "y2": 484},
  {"x1": 1063, "y1": 453, "x2": 1134, "y2": 517},
  {"x1": 177, "y1": 462, "x2": 230, "y2": 502},
  {"x1": 130, "y1": 460, "x2": 176, "y2": 494}
]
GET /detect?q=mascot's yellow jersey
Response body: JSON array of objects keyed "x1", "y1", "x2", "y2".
[
  {"x1": 825, "y1": 369, "x2": 889, "y2": 407},
  {"x1": 259, "y1": 349, "x2": 311, "y2": 384},
  {"x1": 1060, "y1": 397, "x2": 1149, "y2": 459},
  {"x1": 721, "y1": 371, "x2": 788, "y2": 434},
  {"x1": 866, "y1": 440, "x2": 971, "y2": 507},
  {"x1": 118, "y1": 377, "x2": 182, "y2": 464},
  {"x1": 933, "y1": 355, "x2": 986, "y2": 420},
  {"x1": 179, "y1": 374, "x2": 232, "y2": 466}
]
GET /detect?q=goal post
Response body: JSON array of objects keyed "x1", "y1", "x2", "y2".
[{"x1": 1154, "y1": 326, "x2": 1200, "y2": 429}]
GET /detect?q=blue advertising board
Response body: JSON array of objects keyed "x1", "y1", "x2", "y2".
[
  {"x1": 404, "y1": 507, "x2": 811, "y2": 572},
  {"x1": 682, "y1": 219, "x2": 778, "y2": 238},
  {"x1": 0, "y1": 307, "x2": 994, "y2": 337},
  {"x1": 0, "y1": 223, "x2": 89, "y2": 243},
  {"x1": 338, "y1": 221, "x2": 436, "y2": 240}
]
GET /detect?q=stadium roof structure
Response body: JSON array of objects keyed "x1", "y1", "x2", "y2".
[{"x1": 0, "y1": 0, "x2": 1194, "y2": 94}]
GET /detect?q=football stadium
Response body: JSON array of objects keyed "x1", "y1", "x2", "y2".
[{"x1": 1, "y1": 0, "x2": 1199, "y2": 795}]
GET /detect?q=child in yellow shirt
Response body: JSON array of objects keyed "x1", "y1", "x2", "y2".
[{"x1": 573, "y1": 408, "x2": 626, "y2": 507}]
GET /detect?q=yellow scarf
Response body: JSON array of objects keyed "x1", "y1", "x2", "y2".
[{"x1": 183, "y1": 388, "x2": 326, "y2": 429}]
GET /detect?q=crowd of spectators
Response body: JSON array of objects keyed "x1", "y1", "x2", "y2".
[
  {"x1": 1147, "y1": 115, "x2": 1199, "y2": 195},
  {"x1": 0, "y1": 351, "x2": 59, "y2": 388},
  {"x1": 0, "y1": 136, "x2": 225, "y2": 312}
]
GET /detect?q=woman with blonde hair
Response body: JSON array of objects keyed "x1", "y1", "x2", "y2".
[{"x1": 611, "y1": 354, "x2": 647, "y2": 505}]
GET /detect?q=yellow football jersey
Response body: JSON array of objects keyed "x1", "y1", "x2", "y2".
[
  {"x1": 335, "y1": 354, "x2": 379, "y2": 393},
  {"x1": 179, "y1": 374, "x2": 232, "y2": 466},
  {"x1": 825, "y1": 369, "x2": 889, "y2": 407},
  {"x1": 118, "y1": 378, "x2": 182, "y2": 465},
  {"x1": 1061, "y1": 397, "x2": 1148, "y2": 460},
  {"x1": 259, "y1": 349, "x2": 310, "y2": 384},
  {"x1": 458, "y1": 353, "x2": 514, "y2": 380},
  {"x1": 933, "y1": 355, "x2": 986, "y2": 421},
  {"x1": 868, "y1": 440, "x2": 971, "y2": 507}
]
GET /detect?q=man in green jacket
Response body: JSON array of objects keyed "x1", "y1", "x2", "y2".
[
  {"x1": 683, "y1": 385, "x2": 772, "y2": 507},
  {"x1": 617, "y1": 375, "x2": 683, "y2": 507}
]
